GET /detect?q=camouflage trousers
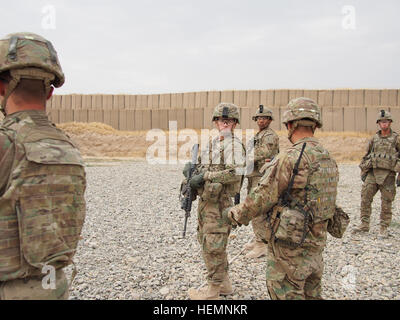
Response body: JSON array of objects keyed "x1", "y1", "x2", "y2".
[
  {"x1": 247, "y1": 176, "x2": 266, "y2": 243},
  {"x1": 197, "y1": 194, "x2": 232, "y2": 285},
  {"x1": 266, "y1": 241, "x2": 324, "y2": 300},
  {"x1": 0, "y1": 269, "x2": 69, "y2": 300},
  {"x1": 360, "y1": 172, "x2": 395, "y2": 228}
]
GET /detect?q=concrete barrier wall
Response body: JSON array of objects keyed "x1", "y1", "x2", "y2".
[{"x1": 46, "y1": 89, "x2": 400, "y2": 132}]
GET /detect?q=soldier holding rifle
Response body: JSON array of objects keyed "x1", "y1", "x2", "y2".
[{"x1": 181, "y1": 103, "x2": 245, "y2": 300}]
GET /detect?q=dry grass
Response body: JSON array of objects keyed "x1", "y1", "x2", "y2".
[
  {"x1": 57, "y1": 122, "x2": 147, "y2": 136},
  {"x1": 56, "y1": 122, "x2": 370, "y2": 163},
  {"x1": 273, "y1": 130, "x2": 372, "y2": 138}
]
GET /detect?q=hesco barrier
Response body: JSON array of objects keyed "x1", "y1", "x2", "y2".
[{"x1": 44, "y1": 89, "x2": 400, "y2": 133}]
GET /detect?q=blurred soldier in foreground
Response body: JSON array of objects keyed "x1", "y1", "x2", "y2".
[
  {"x1": 0, "y1": 32, "x2": 86, "y2": 299},
  {"x1": 223, "y1": 98, "x2": 349, "y2": 300},
  {"x1": 244, "y1": 105, "x2": 279, "y2": 259},
  {"x1": 356, "y1": 110, "x2": 400, "y2": 238},
  {"x1": 183, "y1": 103, "x2": 245, "y2": 300}
]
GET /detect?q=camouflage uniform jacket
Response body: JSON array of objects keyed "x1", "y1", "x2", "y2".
[
  {"x1": 246, "y1": 127, "x2": 279, "y2": 177},
  {"x1": 362, "y1": 129, "x2": 400, "y2": 185},
  {"x1": 195, "y1": 134, "x2": 245, "y2": 236},
  {"x1": 231, "y1": 137, "x2": 339, "y2": 250},
  {"x1": 198, "y1": 134, "x2": 246, "y2": 198},
  {"x1": 0, "y1": 110, "x2": 86, "y2": 281}
]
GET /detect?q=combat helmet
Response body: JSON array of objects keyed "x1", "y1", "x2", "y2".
[
  {"x1": 282, "y1": 97, "x2": 322, "y2": 128},
  {"x1": 252, "y1": 105, "x2": 274, "y2": 121},
  {"x1": 376, "y1": 109, "x2": 393, "y2": 123},
  {"x1": 212, "y1": 102, "x2": 240, "y2": 124},
  {"x1": 0, "y1": 32, "x2": 65, "y2": 115}
]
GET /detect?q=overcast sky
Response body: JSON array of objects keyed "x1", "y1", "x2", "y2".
[{"x1": 1, "y1": 0, "x2": 399, "y2": 94}]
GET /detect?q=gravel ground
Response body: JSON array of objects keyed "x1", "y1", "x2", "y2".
[{"x1": 64, "y1": 161, "x2": 400, "y2": 300}]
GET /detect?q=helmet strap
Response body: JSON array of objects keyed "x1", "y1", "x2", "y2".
[
  {"x1": 287, "y1": 120, "x2": 317, "y2": 142},
  {"x1": 0, "y1": 68, "x2": 54, "y2": 115},
  {"x1": 0, "y1": 75, "x2": 20, "y2": 116},
  {"x1": 287, "y1": 123, "x2": 296, "y2": 143}
]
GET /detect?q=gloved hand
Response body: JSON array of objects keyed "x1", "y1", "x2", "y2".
[
  {"x1": 221, "y1": 207, "x2": 241, "y2": 227},
  {"x1": 189, "y1": 172, "x2": 205, "y2": 189},
  {"x1": 222, "y1": 208, "x2": 235, "y2": 227},
  {"x1": 183, "y1": 162, "x2": 192, "y2": 178}
]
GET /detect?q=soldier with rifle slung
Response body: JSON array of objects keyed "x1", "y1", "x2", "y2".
[
  {"x1": 223, "y1": 98, "x2": 349, "y2": 300},
  {"x1": 181, "y1": 103, "x2": 245, "y2": 300}
]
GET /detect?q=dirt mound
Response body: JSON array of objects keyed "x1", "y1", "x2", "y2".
[
  {"x1": 58, "y1": 123, "x2": 149, "y2": 158},
  {"x1": 57, "y1": 122, "x2": 370, "y2": 163}
]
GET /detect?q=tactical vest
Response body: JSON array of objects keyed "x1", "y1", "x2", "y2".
[
  {"x1": 370, "y1": 132, "x2": 399, "y2": 171},
  {"x1": 200, "y1": 136, "x2": 245, "y2": 198},
  {"x1": 253, "y1": 129, "x2": 279, "y2": 172},
  {"x1": 0, "y1": 113, "x2": 86, "y2": 281},
  {"x1": 301, "y1": 145, "x2": 339, "y2": 224},
  {"x1": 273, "y1": 141, "x2": 339, "y2": 247}
]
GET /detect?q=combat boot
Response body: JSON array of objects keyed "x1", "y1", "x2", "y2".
[
  {"x1": 220, "y1": 275, "x2": 233, "y2": 296},
  {"x1": 188, "y1": 283, "x2": 221, "y2": 300},
  {"x1": 245, "y1": 241, "x2": 268, "y2": 259},
  {"x1": 352, "y1": 222, "x2": 369, "y2": 233}
]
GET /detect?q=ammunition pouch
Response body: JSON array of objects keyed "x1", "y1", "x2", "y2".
[
  {"x1": 371, "y1": 153, "x2": 397, "y2": 171},
  {"x1": 274, "y1": 206, "x2": 310, "y2": 248},
  {"x1": 359, "y1": 157, "x2": 372, "y2": 181},
  {"x1": 359, "y1": 156, "x2": 372, "y2": 174},
  {"x1": 327, "y1": 206, "x2": 350, "y2": 238}
]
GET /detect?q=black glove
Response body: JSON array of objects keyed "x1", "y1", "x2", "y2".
[
  {"x1": 183, "y1": 162, "x2": 191, "y2": 178},
  {"x1": 189, "y1": 172, "x2": 205, "y2": 189}
]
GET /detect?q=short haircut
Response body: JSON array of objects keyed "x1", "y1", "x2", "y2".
[{"x1": 0, "y1": 71, "x2": 47, "y2": 104}]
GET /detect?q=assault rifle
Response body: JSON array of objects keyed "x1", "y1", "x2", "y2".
[{"x1": 181, "y1": 143, "x2": 199, "y2": 238}]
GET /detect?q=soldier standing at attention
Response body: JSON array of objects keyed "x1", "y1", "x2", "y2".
[
  {"x1": 223, "y1": 98, "x2": 341, "y2": 300},
  {"x1": 244, "y1": 105, "x2": 279, "y2": 259},
  {"x1": 184, "y1": 103, "x2": 245, "y2": 300},
  {"x1": 0, "y1": 32, "x2": 86, "y2": 299},
  {"x1": 355, "y1": 110, "x2": 400, "y2": 238}
]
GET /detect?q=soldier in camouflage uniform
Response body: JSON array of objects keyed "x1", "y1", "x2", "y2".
[
  {"x1": 0, "y1": 33, "x2": 86, "y2": 299},
  {"x1": 244, "y1": 105, "x2": 279, "y2": 259},
  {"x1": 223, "y1": 98, "x2": 340, "y2": 300},
  {"x1": 354, "y1": 110, "x2": 400, "y2": 238},
  {"x1": 185, "y1": 103, "x2": 246, "y2": 300}
]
